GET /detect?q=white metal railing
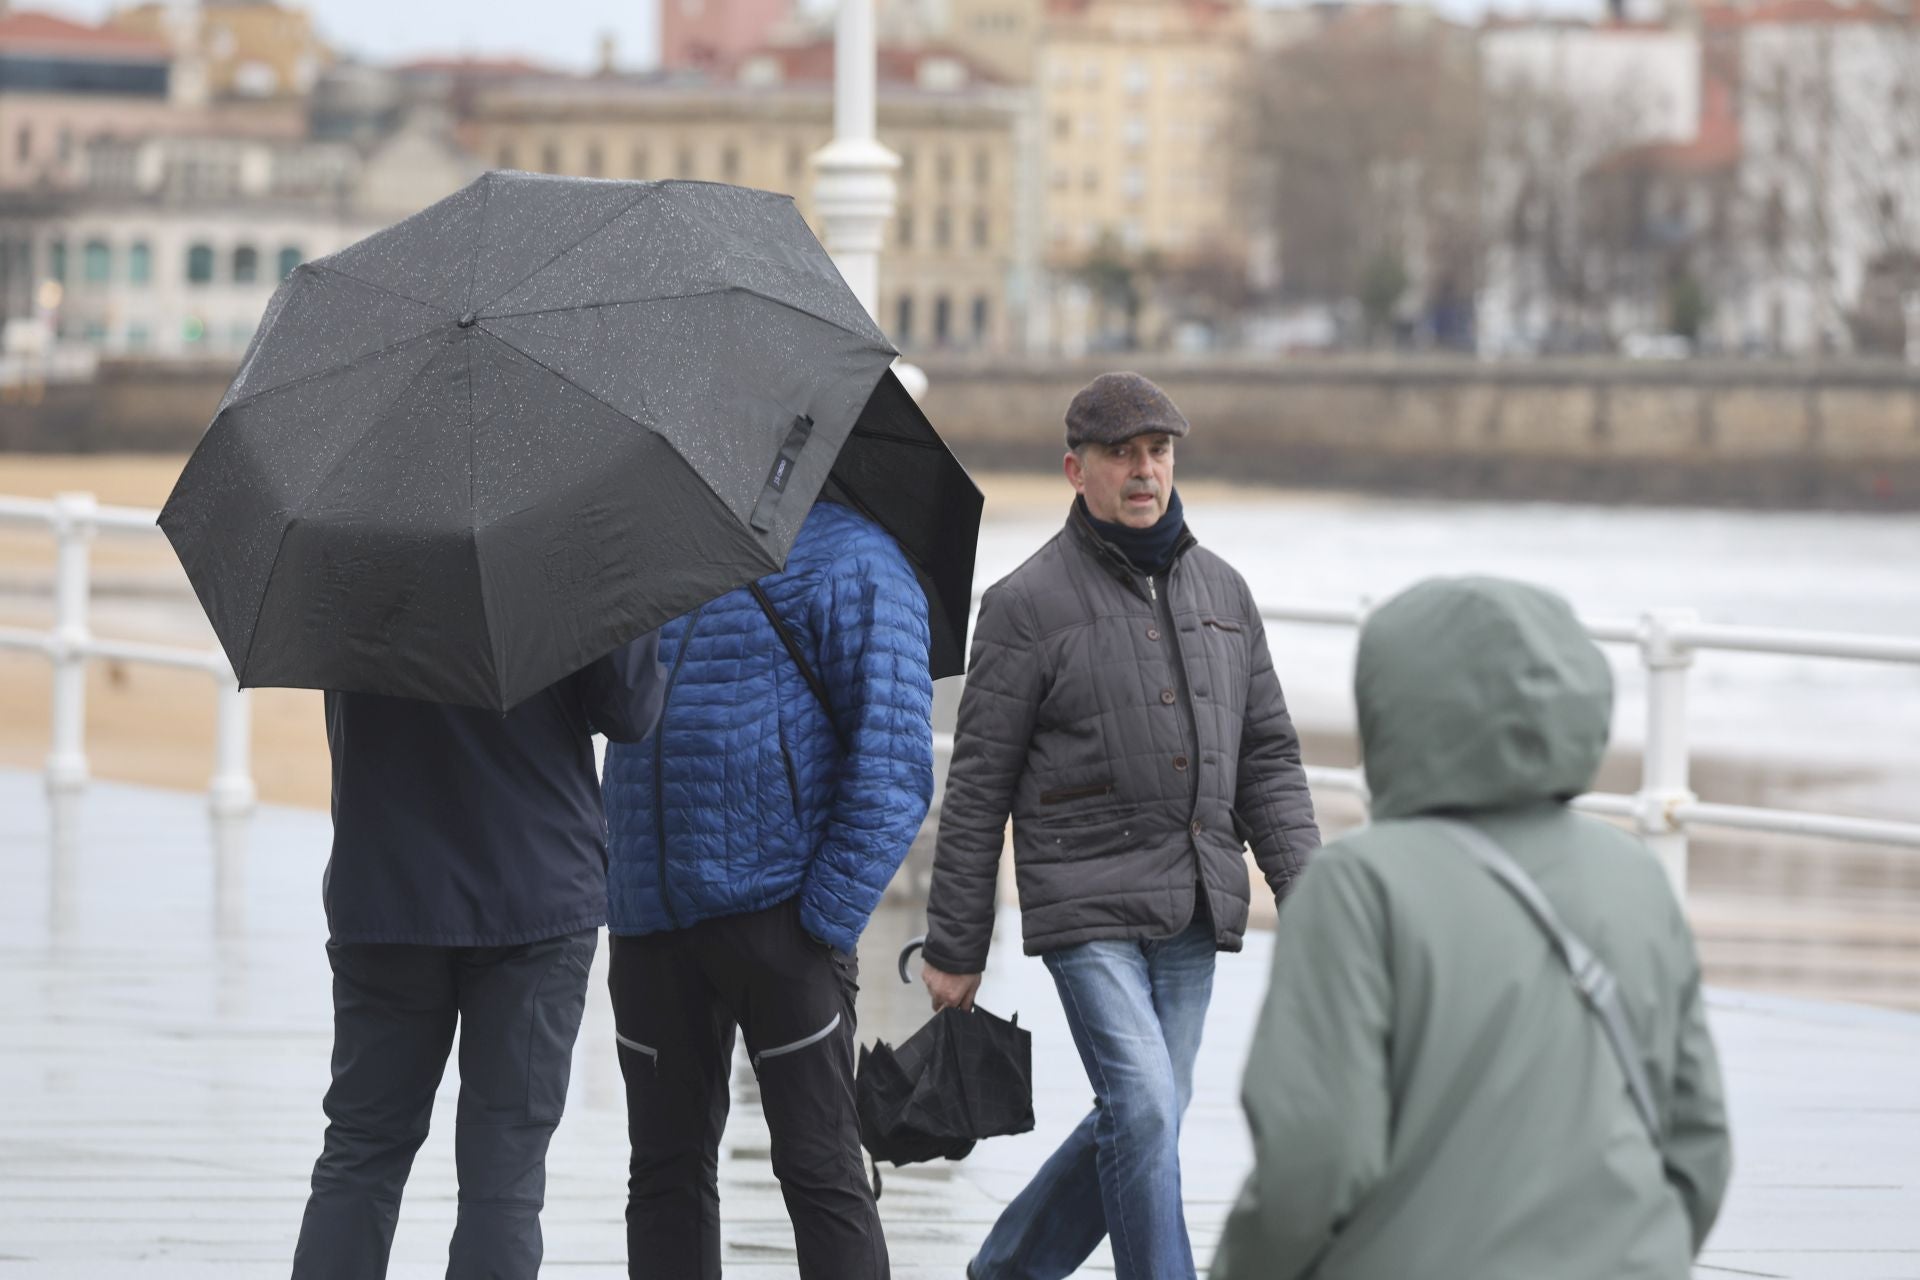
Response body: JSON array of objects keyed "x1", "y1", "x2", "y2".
[
  {"x1": 0, "y1": 492, "x2": 255, "y2": 818},
  {"x1": 4, "y1": 490, "x2": 1919, "y2": 894},
  {"x1": 934, "y1": 597, "x2": 1920, "y2": 896}
]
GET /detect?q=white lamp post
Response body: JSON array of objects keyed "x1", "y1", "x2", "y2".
[{"x1": 812, "y1": 0, "x2": 926, "y2": 401}]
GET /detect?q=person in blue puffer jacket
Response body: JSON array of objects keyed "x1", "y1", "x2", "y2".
[{"x1": 602, "y1": 498, "x2": 935, "y2": 1280}]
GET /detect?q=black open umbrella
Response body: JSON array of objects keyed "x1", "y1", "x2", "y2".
[
  {"x1": 160, "y1": 170, "x2": 979, "y2": 709},
  {"x1": 829, "y1": 369, "x2": 979, "y2": 680}
]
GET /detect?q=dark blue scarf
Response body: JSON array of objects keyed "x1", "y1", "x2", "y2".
[{"x1": 1077, "y1": 488, "x2": 1187, "y2": 575}]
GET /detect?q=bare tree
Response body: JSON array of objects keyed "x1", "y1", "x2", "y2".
[
  {"x1": 1235, "y1": 16, "x2": 1482, "y2": 345},
  {"x1": 1478, "y1": 62, "x2": 1661, "y2": 351}
]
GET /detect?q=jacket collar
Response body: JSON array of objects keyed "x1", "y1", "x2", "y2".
[{"x1": 1066, "y1": 501, "x2": 1199, "y2": 599}]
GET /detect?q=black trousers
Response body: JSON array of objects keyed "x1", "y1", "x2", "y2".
[
  {"x1": 609, "y1": 898, "x2": 887, "y2": 1280},
  {"x1": 291, "y1": 929, "x2": 598, "y2": 1280}
]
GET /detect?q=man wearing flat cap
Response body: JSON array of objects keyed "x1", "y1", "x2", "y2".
[{"x1": 921, "y1": 372, "x2": 1322, "y2": 1279}]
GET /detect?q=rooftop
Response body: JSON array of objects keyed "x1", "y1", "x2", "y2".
[{"x1": 0, "y1": 8, "x2": 171, "y2": 60}]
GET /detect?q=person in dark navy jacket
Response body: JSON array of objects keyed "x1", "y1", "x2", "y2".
[
  {"x1": 602, "y1": 500, "x2": 935, "y2": 1280},
  {"x1": 292, "y1": 634, "x2": 665, "y2": 1280}
]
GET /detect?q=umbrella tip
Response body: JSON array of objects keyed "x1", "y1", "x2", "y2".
[{"x1": 457, "y1": 313, "x2": 478, "y2": 329}]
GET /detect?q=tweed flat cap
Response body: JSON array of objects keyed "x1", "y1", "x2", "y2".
[{"x1": 1064, "y1": 372, "x2": 1191, "y2": 448}]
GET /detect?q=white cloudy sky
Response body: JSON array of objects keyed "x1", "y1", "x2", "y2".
[{"x1": 37, "y1": 0, "x2": 1606, "y2": 73}]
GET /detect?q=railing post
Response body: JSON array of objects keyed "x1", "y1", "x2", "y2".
[
  {"x1": 1637, "y1": 609, "x2": 1698, "y2": 897},
  {"x1": 209, "y1": 675, "x2": 256, "y2": 819},
  {"x1": 46, "y1": 492, "x2": 96, "y2": 798}
]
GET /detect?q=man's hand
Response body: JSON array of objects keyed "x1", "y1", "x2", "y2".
[{"x1": 922, "y1": 961, "x2": 983, "y2": 1013}]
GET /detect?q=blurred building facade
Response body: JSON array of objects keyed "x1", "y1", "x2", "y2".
[
  {"x1": 106, "y1": 0, "x2": 331, "y2": 102},
  {"x1": 463, "y1": 44, "x2": 1030, "y2": 355}
]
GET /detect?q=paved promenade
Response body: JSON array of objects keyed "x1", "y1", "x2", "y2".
[{"x1": 2, "y1": 770, "x2": 1916, "y2": 1278}]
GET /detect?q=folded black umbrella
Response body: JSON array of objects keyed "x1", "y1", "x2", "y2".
[
  {"x1": 857, "y1": 939, "x2": 1034, "y2": 1189},
  {"x1": 159, "y1": 170, "x2": 981, "y2": 709}
]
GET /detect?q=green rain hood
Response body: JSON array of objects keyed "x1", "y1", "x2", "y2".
[{"x1": 1212, "y1": 577, "x2": 1731, "y2": 1280}]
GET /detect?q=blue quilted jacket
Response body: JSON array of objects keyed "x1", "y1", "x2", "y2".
[{"x1": 604, "y1": 502, "x2": 935, "y2": 952}]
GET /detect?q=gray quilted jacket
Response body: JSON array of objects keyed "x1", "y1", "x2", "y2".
[{"x1": 923, "y1": 506, "x2": 1321, "y2": 972}]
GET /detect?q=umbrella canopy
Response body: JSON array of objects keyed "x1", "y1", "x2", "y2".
[
  {"x1": 856, "y1": 1005, "x2": 1034, "y2": 1171},
  {"x1": 827, "y1": 369, "x2": 980, "y2": 680},
  {"x1": 160, "y1": 170, "x2": 978, "y2": 709}
]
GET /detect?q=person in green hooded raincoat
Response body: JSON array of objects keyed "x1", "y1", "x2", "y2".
[{"x1": 1211, "y1": 576, "x2": 1731, "y2": 1280}]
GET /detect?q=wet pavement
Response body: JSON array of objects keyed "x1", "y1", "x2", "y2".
[{"x1": 2, "y1": 771, "x2": 1917, "y2": 1278}]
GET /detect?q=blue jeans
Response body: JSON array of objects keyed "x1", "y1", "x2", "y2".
[{"x1": 970, "y1": 914, "x2": 1217, "y2": 1280}]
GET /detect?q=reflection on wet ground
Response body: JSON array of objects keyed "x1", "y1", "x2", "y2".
[{"x1": 3, "y1": 772, "x2": 1917, "y2": 1278}]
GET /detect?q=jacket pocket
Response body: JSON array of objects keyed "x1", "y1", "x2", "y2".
[
  {"x1": 1201, "y1": 616, "x2": 1245, "y2": 634},
  {"x1": 777, "y1": 719, "x2": 801, "y2": 814},
  {"x1": 1039, "y1": 782, "x2": 1115, "y2": 804}
]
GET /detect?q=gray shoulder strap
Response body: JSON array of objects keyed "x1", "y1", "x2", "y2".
[{"x1": 1430, "y1": 818, "x2": 1663, "y2": 1139}]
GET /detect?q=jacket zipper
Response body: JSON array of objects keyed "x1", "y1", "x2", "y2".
[{"x1": 654, "y1": 606, "x2": 704, "y2": 930}]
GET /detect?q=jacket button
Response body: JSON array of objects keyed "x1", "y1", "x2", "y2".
[
  {"x1": 1160, "y1": 688, "x2": 1176, "y2": 705},
  {"x1": 1172, "y1": 755, "x2": 1189, "y2": 770},
  {"x1": 1190, "y1": 819, "x2": 1204, "y2": 836},
  {"x1": 1146, "y1": 627, "x2": 1160, "y2": 641}
]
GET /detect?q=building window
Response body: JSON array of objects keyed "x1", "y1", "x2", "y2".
[
  {"x1": 676, "y1": 147, "x2": 695, "y2": 178},
  {"x1": 233, "y1": 245, "x2": 259, "y2": 285},
  {"x1": 126, "y1": 322, "x2": 150, "y2": 351},
  {"x1": 896, "y1": 294, "x2": 914, "y2": 342},
  {"x1": 972, "y1": 210, "x2": 989, "y2": 249},
  {"x1": 231, "y1": 321, "x2": 255, "y2": 348},
  {"x1": 1124, "y1": 117, "x2": 1146, "y2": 151},
  {"x1": 936, "y1": 150, "x2": 953, "y2": 187},
  {"x1": 897, "y1": 209, "x2": 914, "y2": 249},
  {"x1": 129, "y1": 241, "x2": 151, "y2": 286},
  {"x1": 1052, "y1": 167, "x2": 1069, "y2": 191},
  {"x1": 541, "y1": 143, "x2": 561, "y2": 172},
  {"x1": 277, "y1": 246, "x2": 302, "y2": 280},
  {"x1": 14, "y1": 125, "x2": 28, "y2": 163},
  {"x1": 1125, "y1": 60, "x2": 1149, "y2": 96},
  {"x1": 1122, "y1": 168, "x2": 1145, "y2": 201},
  {"x1": 974, "y1": 149, "x2": 990, "y2": 185},
  {"x1": 933, "y1": 294, "x2": 951, "y2": 344},
  {"x1": 1053, "y1": 114, "x2": 1071, "y2": 141},
  {"x1": 49, "y1": 239, "x2": 67, "y2": 283},
  {"x1": 585, "y1": 143, "x2": 605, "y2": 177},
  {"x1": 630, "y1": 146, "x2": 649, "y2": 178},
  {"x1": 787, "y1": 143, "x2": 806, "y2": 181},
  {"x1": 972, "y1": 295, "x2": 989, "y2": 343},
  {"x1": 721, "y1": 145, "x2": 740, "y2": 181},
  {"x1": 82, "y1": 240, "x2": 111, "y2": 286},
  {"x1": 498, "y1": 144, "x2": 517, "y2": 168},
  {"x1": 935, "y1": 209, "x2": 951, "y2": 249},
  {"x1": 187, "y1": 243, "x2": 215, "y2": 285},
  {"x1": 1082, "y1": 168, "x2": 1099, "y2": 193},
  {"x1": 900, "y1": 148, "x2": 915, "y2": 181}
]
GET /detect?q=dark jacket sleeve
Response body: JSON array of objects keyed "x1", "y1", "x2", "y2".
[
  {"x1": 1234, "y1": 582, "x2": 1321, "y2": 900},
  {"x1": 922, "y1": 582, "x2": 1044, "y2": 974},
  {"x1": 578, "y1": 630, "x2": 666, "y2": 744}
]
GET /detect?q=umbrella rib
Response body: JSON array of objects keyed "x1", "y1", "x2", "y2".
[
  {"x1": 471, "y1": 183, "x2": 667, "y2": 316},
  {"x1": 469, "y1": 328, "x2": 651, "y2": 442},
  {"x1": 461, "y1": 172, "x2": 497, "y2": 318},
  {"x1": 234, "y1": 339, "x2": 453, "y2": 685},
  {"x1": 215, "y1": 325, "x2": 448, "y2": 422},
  {"x1": 484, "y1": 284, "x2": 891, "y2": 349},
  {"x1": 303, "y1": 261, "x2": 453, "y2": 319}
]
